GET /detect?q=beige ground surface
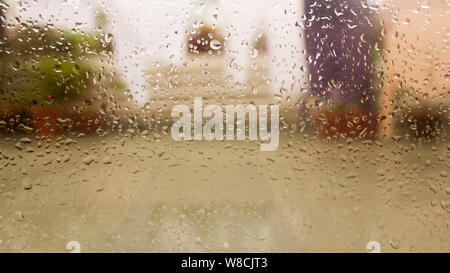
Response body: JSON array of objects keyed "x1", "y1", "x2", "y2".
[{"x1": 0, "y1": 133, "x2": 448, "y2": 253}]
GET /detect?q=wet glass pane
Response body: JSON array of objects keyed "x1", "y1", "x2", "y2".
[{"x1": 0, "y1": 0, "x2": 448, "y2": 253}]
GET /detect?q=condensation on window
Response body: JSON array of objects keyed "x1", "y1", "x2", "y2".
[{"x1": 0, "y1": 0, "x2": 448, "y2": 252}]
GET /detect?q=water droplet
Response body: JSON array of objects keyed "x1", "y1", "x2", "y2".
[{"x1": 210, "y1": 39, "x2": 222, "y2": 50}]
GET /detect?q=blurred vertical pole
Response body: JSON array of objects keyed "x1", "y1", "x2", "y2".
[
  {"x1": 223, "y1": 0, "x2": 257, "y2": 86},
  {"x1": 224, "y1": 0, "x2": 309, "y2": 98},
  {"x1": 0, "y1": 0, "x2": 5, "y2": 42},
  {"x1": 265, "y1": 0, "x2": 308, "y2": 102}
]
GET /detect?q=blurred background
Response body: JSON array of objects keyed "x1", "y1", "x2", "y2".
[
  {"x1": 0, "y1": 0, "x2": 448, "y2": 252},
  {"x1": 0, "y1": 0, "x2": 448, "y2": 139}
]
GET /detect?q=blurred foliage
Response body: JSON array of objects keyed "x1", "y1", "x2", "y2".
[
  {"x1": 0, "y1": 25, "x2": 115, "y2": 108},
  {"x1": 22, "y1": 57, "x2": 95, "y2": 105}
]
